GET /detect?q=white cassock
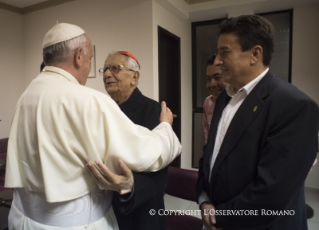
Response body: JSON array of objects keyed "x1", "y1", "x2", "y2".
[{"x1": 5, "y1": 66, "x2": 182, "y2": 230}]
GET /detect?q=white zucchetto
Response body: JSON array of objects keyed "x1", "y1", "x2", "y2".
[{"x1": 42, "y1": 23, "x2": 85, "y2": 49}]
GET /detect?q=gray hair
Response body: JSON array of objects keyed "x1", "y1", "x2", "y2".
[
  {"x1": 107, "y1": 51, "x2": 140, "y2": 71},
  {"x1": 43, "y1": 34, "x2": 87, "y2": 65}
]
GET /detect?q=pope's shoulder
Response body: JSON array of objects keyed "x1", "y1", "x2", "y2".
[{"x1": 28, "y1": 72, "x2": 113, "y2": 106}]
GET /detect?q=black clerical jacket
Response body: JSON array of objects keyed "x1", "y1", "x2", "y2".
[{"x1": 112, "y1": 88, "x2": 167, "y2": 230}]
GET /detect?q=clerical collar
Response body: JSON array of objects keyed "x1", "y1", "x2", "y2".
[
  {"x1": 118, "y1": 90, "x2": 135, "y2": 105},
  {"x1": 42, "y1": 66, "x2": 79, "y2": 85}
]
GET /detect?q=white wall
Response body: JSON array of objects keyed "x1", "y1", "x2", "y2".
[
  {"x1": 292, "y1": 3, "x2": 319, "y2": 190},
  {"x1": 0, "y1": 9, "x2": 24, "y2": 139},
  {"x1": 152, "y1": 1, "x2": 193, "y2": 169},
  {"x1": 292, "y1": 3, "x2": 319, "y2": 104},
  {"x1": 23, "y1": 0, "x2": 154, "y2": 96}
]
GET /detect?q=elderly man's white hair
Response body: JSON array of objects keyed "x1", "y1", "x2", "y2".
[
  {"x1": 43, "y1": 35, "x2": 88, "y2": 65},
  {"x1": 107, "y1": 51, "x2": 140, "y2": 72}
]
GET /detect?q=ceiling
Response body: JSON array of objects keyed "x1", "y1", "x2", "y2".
[
  {"x1": 0, "y1": 0, "x2": 318, "y2": 20},
  {"x1": 0, "y1": 0, "x2": 75, "y2": 14},
  {"x1": 0, "y1": 0, "x2": 49, "y2": 8},
  {"x1": 187, "y1": 0, "x2": 319, "y2": 22},
  {"x1": 0, "y1": 0, "x2": 219, "y2": 8},
  {"x1": 184, "y1": 0, "x2": 217, "y2": 4}
]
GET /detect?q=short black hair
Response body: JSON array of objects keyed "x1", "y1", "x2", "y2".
[
  {"x1": 206, "y1": 53, "x2": 217, "y2": 66},
  {"x1": 40, "y1": 62, "x2": 45, "y2": 72},
  {"x1": 219, "y1": 15, "x2": 275, "y2": 66}
]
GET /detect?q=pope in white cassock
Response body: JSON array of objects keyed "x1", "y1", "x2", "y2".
[{"x1": 5, "y1": 23, "x2": 182, "y2": 230}]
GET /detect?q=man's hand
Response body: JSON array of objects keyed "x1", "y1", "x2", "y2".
[
  {"x1": 86, "y1": 159, "x2": 134, "y2": 195},
  {"x1": 160, "y1": 101, "x2": 173, "y2": 126},
  {"x1": 200, "y1": 202, "x2": 222, "y2": 230}
]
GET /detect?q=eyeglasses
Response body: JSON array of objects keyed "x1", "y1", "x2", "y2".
[{"x1": 99, "y1": 65, "x2": 134, "y2": 76}]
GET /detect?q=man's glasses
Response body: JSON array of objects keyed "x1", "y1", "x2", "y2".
[{"x1": 99, "y1": 65, "x2": 134, "y2": 76}]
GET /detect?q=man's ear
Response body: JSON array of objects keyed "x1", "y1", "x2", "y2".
[
  {"x1": 74, "y1": 47, "x2": 83, "y2": 68},
  {"x1": 250, "y1": 45, "x2": 263, "y2": 65},
  {"x1": 131, "y1": 71, "x2": 140, "y2": 86}
]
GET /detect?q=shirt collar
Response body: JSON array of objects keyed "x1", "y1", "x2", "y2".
[
  {"x1": 226, "y1": 67, "x2": 269, "y2": 97},
  {"x1": 208, "y1": 95, "x2": 215, "y2": 102},
  {"x1": 118, "y1": 89, "x2": 135, "y2": 105},
  {"x1": 42, "y1": 66, "x2": 80, "y2": 85}
]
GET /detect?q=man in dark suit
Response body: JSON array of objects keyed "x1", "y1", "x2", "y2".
[
  {"x1": 89, "y1": 51, "x2": 167, "y2": 230},
  {"x1": 196, "y1": 15, "x2": 318, "y2": 230}
]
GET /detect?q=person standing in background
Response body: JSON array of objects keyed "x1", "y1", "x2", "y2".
[{"x1": 203, "y1": 54, "x2": 228, "y2": 144}]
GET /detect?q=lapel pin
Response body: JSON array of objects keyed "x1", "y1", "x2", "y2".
[{"x1": 253, "y1": 106, "x2": 258, "y2": 112}]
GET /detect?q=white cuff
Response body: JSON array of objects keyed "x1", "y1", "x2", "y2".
[{"x1": 198, "y1": 191, "x2": 210, "y2": 205}]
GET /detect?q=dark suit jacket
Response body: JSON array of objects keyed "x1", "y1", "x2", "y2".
[
  {"x1": 112, "y1": 88, "x2": 168, "y2": 230},
  {"x1": 196, "y1": 71, "x2": 319, "y2": 230}
]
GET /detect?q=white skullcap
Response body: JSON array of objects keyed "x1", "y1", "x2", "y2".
[{"x1": 42, "y1": 23, "x2": 85, "y2": 49}]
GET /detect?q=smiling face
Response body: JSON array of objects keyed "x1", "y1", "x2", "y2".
[
  {"x1": 103, "y1": 54, "x2": 138, "y2": 103},
  {"x1": 206, "y1": 63, "x2": 228, "y2": 99},
  {"x1": 215, "y1": 33, "x2": 252, "y2": 91}
]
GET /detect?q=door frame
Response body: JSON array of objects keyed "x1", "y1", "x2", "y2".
[{"x1": 158, "y1": 26, "x2": 181, "y2": 168}]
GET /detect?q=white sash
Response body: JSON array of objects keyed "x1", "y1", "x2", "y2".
[{"x1": 12, "y1": 187, "x2": 112, "y2": 227}]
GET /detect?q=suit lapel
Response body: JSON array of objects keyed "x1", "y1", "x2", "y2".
[
  {"x1": 203, "y1": 91, "x2": 230, "y2": 182},
  {"x1": 209, "y1": 72, "x2": 275, "y2": 184}
]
